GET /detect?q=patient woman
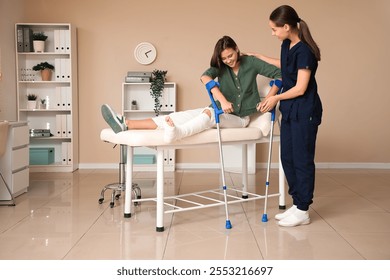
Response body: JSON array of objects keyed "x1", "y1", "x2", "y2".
[{"x1": 102, "y1": 35, "x2": 282, "y2": 143}]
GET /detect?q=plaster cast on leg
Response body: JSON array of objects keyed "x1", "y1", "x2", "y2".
[{"x1": 164, "y1": 113, "x2": 212, "y2": 143}]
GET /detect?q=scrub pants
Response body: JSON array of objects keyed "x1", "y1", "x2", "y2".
[{"x1": 280, "y1": 118, "x2": 319, "y2": 211}]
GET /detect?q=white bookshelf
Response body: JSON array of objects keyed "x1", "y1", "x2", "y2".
[
  {"x1": 15, "y1": 23, "x2": 78, "y2": 172},
  {"x1": 122, "y1": 82, "x2": 176, "y2": 171}
]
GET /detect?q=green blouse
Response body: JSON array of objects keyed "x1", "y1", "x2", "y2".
[{"x1": 202, "y1": 55, "x2": 282, "y2": 117}]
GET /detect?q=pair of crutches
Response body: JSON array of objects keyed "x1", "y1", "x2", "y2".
[{"x1": 205, "y1": 79, "x2": 282, "y2": 229}]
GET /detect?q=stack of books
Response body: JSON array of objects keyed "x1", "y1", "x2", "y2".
[{"x1": 125, "y1": 71, "x2": 152, "y2": 83}]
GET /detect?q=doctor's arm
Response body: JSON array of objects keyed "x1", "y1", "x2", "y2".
[{"x1": 259, "y1": 69, "x2": 311, "y2": 113}]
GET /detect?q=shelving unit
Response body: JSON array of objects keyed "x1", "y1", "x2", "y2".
[
  {"x1": 122, "y1": 82, "x2": 176, "y2": 171},
  {"x1": 15, "y1": 23, "x2": 78, "y2": 172}
]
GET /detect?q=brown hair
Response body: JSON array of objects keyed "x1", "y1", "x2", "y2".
[
  {"x1": 210, "y1": 35, "x2": 241, "y2": 69},
  {"x1": 270, "y1": 5, "x2": 321, "y2": 61}
]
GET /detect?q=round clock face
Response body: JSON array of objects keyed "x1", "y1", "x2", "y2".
[{"x1": 134, "y1": 42, "x2": 157, "y2": 65}]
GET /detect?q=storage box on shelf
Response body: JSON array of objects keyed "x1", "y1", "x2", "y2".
[
  {"x1": 15, "y1": 23, "x2": 78, "y2": 172},
  {"x1": 29, "y1": 147, "x2": 55, "y2": 165},
  {"x1": 122, "y1": 82, "x2": 176, "y2": 171}
]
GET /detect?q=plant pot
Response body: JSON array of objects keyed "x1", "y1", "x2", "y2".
[
  {"x1": 33, "y1": 40, "x2": 45, "y2": 52},
  {"x1": 27, "y1": 100, "x2": 37, "y2": 110},
  {"x1": 40, "y1": 69, "x2": 52, "y2": 81}
]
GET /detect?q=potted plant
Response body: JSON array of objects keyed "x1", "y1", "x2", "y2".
[
  {"x1": 150, "y1": 69, "x2": 167, "y2": 116},
  {"x1": 32, "y1": 32, "x2": 48, "y2": 53},
  {"x1": 131, "y1": 100, "x2": 138, "y2": 110},
  {"x1": 27, "y1": 94, "x2": 38, "y2": 110},
  {"x1": 40, "y1": 98, "x2": 46, "y2": 109},
  {"x1": 32, "y1": 61, "x2": 55, "y2": 81}
]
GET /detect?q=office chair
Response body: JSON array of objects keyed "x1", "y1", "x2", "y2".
[
  {"x1": 0, "y1": 121, "x2": 16, "y2": 206},
  {"x1": 98, "y1": 144, "x2": 141, "y2": 208}
]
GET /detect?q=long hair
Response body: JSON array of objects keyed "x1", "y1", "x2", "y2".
[
  {"x1": 210, "y1": 35, "x2": 241, "y2": 69},
  {"x1": 270, "y1": 5, "x2": 321, "y2": 61}
]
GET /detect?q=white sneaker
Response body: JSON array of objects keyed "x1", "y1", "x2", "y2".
[
  {"x1": 278, "y1": 209, "x2": 310, "y2": 227},
  {"x1": 275, "y1": 205, "x2": 297, "y2": 220}
]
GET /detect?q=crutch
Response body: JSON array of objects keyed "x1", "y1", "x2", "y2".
[
  {"x1": 262, "y1": 80, "x2": 283, "y2": 222},
  {"x1": 205, "y1": 80, "x2": 232, "y2": 229}
]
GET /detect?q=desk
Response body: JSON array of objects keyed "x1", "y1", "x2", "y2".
[{"x1": 0, "y1": 121, "x2": 29, "y2": 200}]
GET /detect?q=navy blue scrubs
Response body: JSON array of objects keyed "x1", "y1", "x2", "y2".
[{"x1": 279, "y1": 39, "x2": 323, "y2": 211}]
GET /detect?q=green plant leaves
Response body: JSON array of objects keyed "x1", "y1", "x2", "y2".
[{"x1": 150, "y1": 69, "x2": 167, "y2": 116}]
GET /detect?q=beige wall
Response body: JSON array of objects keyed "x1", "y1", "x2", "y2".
[
  {"x1": 1, "y1": 0, "x2": 389, "y2": 167},
  {"x1": 0, "y1": 0, "x2": 25, "y2": 121}
]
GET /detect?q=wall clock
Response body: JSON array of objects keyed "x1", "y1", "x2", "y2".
[{"x1": 134, "y1": 42, "x2": 157, "y2": 65}]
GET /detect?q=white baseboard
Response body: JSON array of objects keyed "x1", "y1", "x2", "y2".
[
  {"x1": 79, "y1": 163, "x2": 117, "y2": 169},
  {"x1": 79, "y1": 162, "x2": 390, "y2": 170},
  {"x1": 314, "y1": 162, "x2": 390, "y2": 169},
  {"x1": 175, "y1": 163, "x2": 220, "y2": 170}
]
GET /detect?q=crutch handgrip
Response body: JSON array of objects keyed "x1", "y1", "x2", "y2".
[
  {"x1": 268, "y1": 79, "x2": 283, "y2": 122},
  {"x1": 205, "y1": 80, "x2": 224, "y2": 123}
]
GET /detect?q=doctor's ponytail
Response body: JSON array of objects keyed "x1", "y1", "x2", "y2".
[{"x1": 270, "y1": 5, "x2": 321, "y2": 61}]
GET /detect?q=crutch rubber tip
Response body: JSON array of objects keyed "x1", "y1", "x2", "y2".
[
  {"x1": 262, "y1": 214, "x2": 268, "y2": 222},
  {"x1": 156, "y1": 226, "x2": 165, "y2": 232},
  {"x1": 225, "y1": 220, "x2": 232, "y2": 229},
  {"x1": 124, "y1": 213, "x2": 131, "y2": 218}
]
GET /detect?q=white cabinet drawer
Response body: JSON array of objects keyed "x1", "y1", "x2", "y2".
[
  {"x1": 12, "y1": 147, "x2": 29, "y2": 171},
  {"x1": 0, "y1": 168, "x2": 28, "y2": 199},
  {"x1": 13, "y1": 168, "x2": 29, "y2": 196},
  {"x1": 12, "y1": 125, "x2": 29, "y2": 147}
]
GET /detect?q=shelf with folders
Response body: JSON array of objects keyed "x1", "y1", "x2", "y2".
[
  {"x1": 123, "y1": 83, "x2": 176, "y2": 112},
  {"x1": 16, "y1": 23, "x2": 72, "y2": 54},
  {"x1": 17, "y1": 55, "x2": 71, "y2": 83},
  {"x1": 122, "y1": 82, "x2": 176, "y2": 171},
  {"x1": 17, "y1": 83, "x2": 72, "y2": 117},
  {"x1": 15, "y1": 23, "x2": 78, "y2": 172}
]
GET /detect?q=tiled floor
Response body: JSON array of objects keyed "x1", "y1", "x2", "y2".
[{"x1": 0, "y1": 168, "x2": 389, "y2": 260}]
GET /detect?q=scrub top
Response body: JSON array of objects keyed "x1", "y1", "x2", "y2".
[{"x1": 280, "y1": 39, "x2": 322, "y2": 125}]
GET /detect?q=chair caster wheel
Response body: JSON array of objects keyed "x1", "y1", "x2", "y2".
[
  {"x1": 110, "y1": 202, "x2": 114, "y2": 208},
  {"x1": 134, "y1": 195, "x2": 141, "y2": 206},
  {"x1": 98, "y1": 198, "x2": 104, "y2": 204}
]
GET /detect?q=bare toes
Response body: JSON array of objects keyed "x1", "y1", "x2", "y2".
[{"x1": 165, "y1": 116, "x2": 175, "y2": 127}]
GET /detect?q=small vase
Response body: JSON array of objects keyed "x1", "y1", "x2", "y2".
[
  {"x1": 33, "y1": 40, "x2": 45, "y2": 52},
  {"x1": 27, "y1": 100, "x2": 37, "y2": 110},
  {"x1": 40, "y1": 69, "x2": 52, "y2": 81}
]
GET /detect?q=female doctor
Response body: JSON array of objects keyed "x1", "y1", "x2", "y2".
[{"x1": 251, "y1": 5, "x2": 323, "y2": 227}]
